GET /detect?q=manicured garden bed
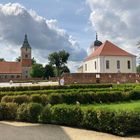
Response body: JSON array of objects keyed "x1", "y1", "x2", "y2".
[{"x1": 0, "y1": 83, "x2": 140, "y2": 136}]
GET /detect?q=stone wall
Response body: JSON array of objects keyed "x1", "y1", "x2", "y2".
[{"x1": 63, "y1": 73, "x2": 140, "y2": 84}]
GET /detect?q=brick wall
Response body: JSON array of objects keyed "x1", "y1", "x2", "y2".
[{"x1": 63, "y1": 73, "x2": 140, "y2": 84}]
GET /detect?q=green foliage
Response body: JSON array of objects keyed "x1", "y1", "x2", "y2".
[
  {"x1": 51, "y1": 104, "x2": 83, "y2": 126},
  {"x1": 40, "y1": 104, "x2": 52, "y2": 123},
  {"x1": 48, "y1": 93, "x2": 62, "y2": 105},
  {"x1": 16, "y1": 103, "x2": 29, "y2": 121},
  {"x1": 30, "y1": 94, "x2": 48, "y2": 105},
  {"x1": 60, "y1": 65, "x2": 70, "y2": 75},
  {"x1": 1, "y1": 95, "x2": 30, "y2": 104},
  {"x1": 17, "y1": 103, "x2": 43, "y2": 123},
  {"x1": 0, "y1": 58, "x2": 5, "y2": 62},
  {"x1": 0, "y1": 101, "x2": 139, "y2": 136},
  {"x1": 44, "y1": 64, "x2": 55, "y2": 79},
  {"x1": 0, "y1": 103, "x2": 18, "y2": 120},
  {"x1": 48, "y1": 50, "x2": 70, "y2": 76},
  {"x1": 0, "y1": 84, "x2": 113, "y2": 92},
  {"x1": 30, "y1": 63, "x2": 45, "y2": 78},
  {"x1": 82, "y1": 108, "x2": 140, "y2": 136}
]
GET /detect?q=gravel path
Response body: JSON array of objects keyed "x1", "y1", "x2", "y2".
[
  {"x1": 0, "y1": 121, "x2": 139, "y2": 140},
  {"x1": 0, "y1": 82, "x2": 58, "y2": 87}
]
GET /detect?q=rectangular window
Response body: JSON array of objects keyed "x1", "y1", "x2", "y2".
[
  {"x1": 106, "y1": 60, "x2": 109, "y2": 69},
  {"x1": 128, "y1": 60, "x2": 131, "y2": 69},
  {"x1": 95, "y1": 61, "x2": 96, "y2": 70},
  {"x1": 117, "y1": 60, "x2": 120, "y2": 69},
  {"x1": 85, "y1": 64, "x2": 87, "y2": 71}
]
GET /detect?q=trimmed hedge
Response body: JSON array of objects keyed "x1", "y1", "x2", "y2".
[
  {"x1": 0, "y1": 103, "x2": 18, "y2": 120},
  {"x1": 1, "y1": 95, "x2": 30, "y2": 104},
  {"x1": 17, "y1": 103, "x2": 43, "y2": 123},
  {"x1": 0, "y1": 84, "x2": 112, "y2": 92},
  {"x1": 1, "y1": 90, "x2": 140, "y2": 105},
  {"x1": 82, "y1": 108, "x2": 140, "y2": 136},
  {"x1": 51, "y1": 105, "x2": 83, "y2": 126},
  {"x1": 0, "y1": 103, "x2": 139, "y2": 136}
]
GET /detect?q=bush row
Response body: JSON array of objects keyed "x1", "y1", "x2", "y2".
[
  {"x1": 1, "y1": 90, "x2": 140, "y2": 105},
  {"x1": 0, "y1": 84, "x2": 112, "y2": 92},
  {"x1": 0, "y1": 103, "x2": 139, "y2": 136}
]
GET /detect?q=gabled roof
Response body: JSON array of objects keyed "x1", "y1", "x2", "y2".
[
  {"x1": 0, "y1": 62, "x2": 22, "y2": 74},
  {"x1": 85, "y1": 40, "x2": 136, "y2": 62}
]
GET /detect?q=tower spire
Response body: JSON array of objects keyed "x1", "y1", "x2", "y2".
[
  {"x1": 96, "y1": 32, "x2": 98, "y2": 40},
  {"x1": 21, "y1": 34, "x2": 31, "y2": 48}
]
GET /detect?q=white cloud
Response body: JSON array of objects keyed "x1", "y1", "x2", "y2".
[
  {"x1": 0, "y1": 3, "x2": 87, "y2": 70},
  {"x1": 86, "y1": 0, "x2": 140, "y2": 57}
]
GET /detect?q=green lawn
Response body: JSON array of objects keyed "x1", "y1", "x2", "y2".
[{"x1": 81, "y1": 100, "x2": 140, "y2": 111}]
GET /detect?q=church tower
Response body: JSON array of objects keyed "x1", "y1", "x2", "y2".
[
  {"x1": 90, "y1": 33, "x2": 102, "y2": 53},
  {"x1": 21, "y1": 34, "x2": 32, "y2": 78}
]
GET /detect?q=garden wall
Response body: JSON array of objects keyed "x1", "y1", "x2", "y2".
[{"x1": 63, "y1": 73, "x2": 140, "y2": 84}]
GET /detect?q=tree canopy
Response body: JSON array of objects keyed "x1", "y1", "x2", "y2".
[
  {"x1": 30, "y1": 63, "x2": 45, "y2": 78},
  {"x1": 48, "y1": 50, "x2": 70, "y2": 76},
  {"x1": 0, "y1": 58, "x2": 5, "y2": 62},
  {"x1": 44, "y1": 64, "x2": 55, "y2": 79}
]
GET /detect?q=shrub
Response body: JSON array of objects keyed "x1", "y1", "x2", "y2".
[
  {"x1": 13, "y1": 95, "x2": 30, "y2": 104},
  {"x1": 82, "y1": 109, "x2": 99, "y2": 129},
  {"x1": 129, "y1": 90, "x2": 140, "y2": 100},
  {"x1": 30, "y1": 94, "x2": 43, "y2": 103},
  {"x1": 0, "y1": 103, "x2": 18, "y2": 120},
  {"x1": 0, "y1": 84, "x2": 113, "y2": 92},
  {"x1": 17, "y1": 103, "x2": 43, "y2": 123},
  {"x1": 82, "y1": 108, "x2": 140, "y2": 136},
  {"x1": 51, "y1": 104, "x2": 83, "y2": 127},
  {"x1": 1, "y1": 96, "x2": 13, "y2": 103},
  {"x1": 111, "y1": 110, "x2": 140, "y2": 135},
  {"x1": 16, "y1": 103, "x2": 29, "y2": 121},
  {"x1": 1, "y1": 95, "x2": 30, "y2": 104},
  {"x1": 30, "y1": 94, "x2": 48, "y2": 105},
  {"x1": 40, "y1": 104, "x2": 52, "y2": 123},
  {"x1": 48, "y1": 94, "x2": 62, "y2": 105}
]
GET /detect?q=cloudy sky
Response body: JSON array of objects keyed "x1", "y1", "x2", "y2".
[{"x1": 0, "y1": 0, "x2": 139, "y2": 72}]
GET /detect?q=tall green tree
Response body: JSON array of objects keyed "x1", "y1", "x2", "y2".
[
  {"x1": 0, "y1": 58, "x2": 5, "y2": 62},
  {"x1": 30, "y1": 63, "x2": 45, "y2": 78},
  {"x1": 48, "y1": 50, "x2": 70, "y2": 76},
  {"x1": 60, "y1": 66, "x2": 70, "y2": 75},
  {"x1": 44, "y1": 64, "x2": 55, "y2": 79}
]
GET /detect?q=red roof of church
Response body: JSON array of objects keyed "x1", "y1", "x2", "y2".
[
  {"x1": 85, "y1": 40, "x2": 135, "y2": 61},
  {"x1": 0, "y1": 62, "x2": 22, "y2": 74}
]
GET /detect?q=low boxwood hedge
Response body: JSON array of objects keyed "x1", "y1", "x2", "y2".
[
  {"x1": 0, "y1": 84, "x2": 112, "y2": 92},
  {"x1": 0, "y1": 103, "x2": 18, "y2": 120},
  {"x1": 0, "y1": 102, "x2": 139, "y2": 136},
  {"x1": 1, "y1": 90, "x2": 140, "y2": 105},
  {"x1": 17, "y1": 103, "x2": 43, "y2": 123}
]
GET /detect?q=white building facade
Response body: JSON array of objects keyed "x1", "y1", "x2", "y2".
[{"x1": 78, "y1": 39, "x2": 136, "y2": 73}]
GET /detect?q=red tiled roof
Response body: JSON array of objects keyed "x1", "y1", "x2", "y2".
[
  {"x1": 0, "y1": 62, "x2": 22, "y2": 74},
  {"x1": 85, "y1": 40, "x2": 135, "y2": 61}
]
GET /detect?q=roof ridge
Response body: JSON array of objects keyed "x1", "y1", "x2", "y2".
[
  {"x1": 84, "y1": 40, "x2": 135, "y2": 62},
  {"x1": 104, "y1": 40, "x2": 135, "y2": 56}
]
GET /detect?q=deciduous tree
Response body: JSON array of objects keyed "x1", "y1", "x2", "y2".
[{"x1": 48, "y1": 50, "x2": 70, "y2": 76}]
